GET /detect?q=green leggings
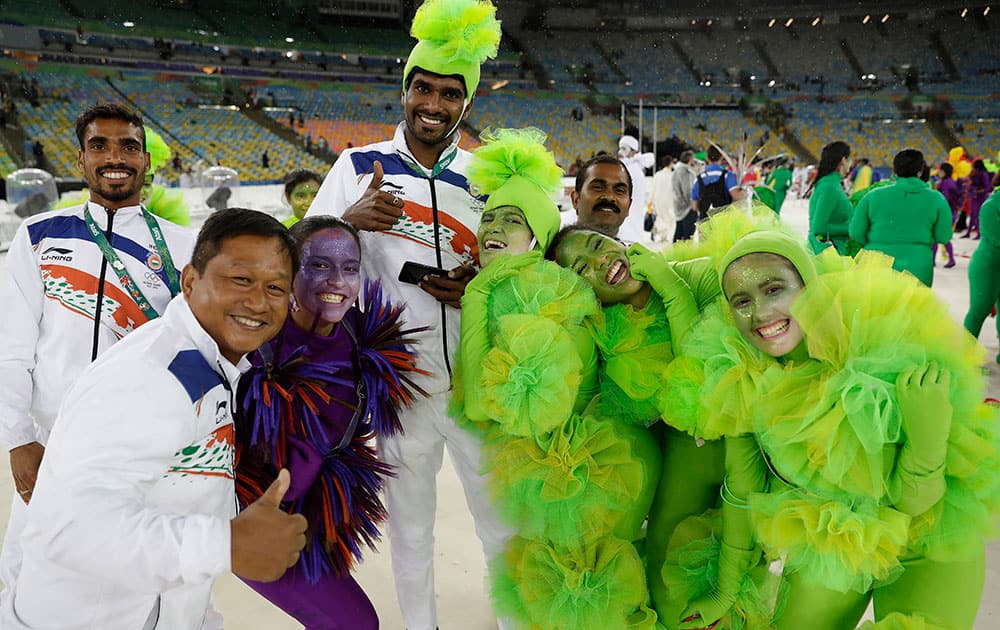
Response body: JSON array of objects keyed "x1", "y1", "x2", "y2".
[
  {"x1": 964, "y1": 249, "x2": 1000, "y2": 356},
  {"x1": 645, "y1": 427, "x2": 726, "y2": 624},
  {"x1": 774, "y1": 545, "x2": 986, "y2": 630}
]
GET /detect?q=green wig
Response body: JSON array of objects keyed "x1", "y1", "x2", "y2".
[
  {"x1": 403, "y1": 0, "x2": 502, "y2": 100},
  {"x1": 467, "y1": 127, "x2": 563, "y2": 252}
]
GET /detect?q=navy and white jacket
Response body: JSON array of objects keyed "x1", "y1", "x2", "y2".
[{"x1": 3, "y1": 295, "x2": 246, "y2": 629}]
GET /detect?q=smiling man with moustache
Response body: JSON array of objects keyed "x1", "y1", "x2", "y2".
[
  {"x1": 571, "y1": 154, "x2": 635, "y2": 240},
  {"x1": 0, "y1": 103, "x2": 194, "y2": 602},
  {"x1": 303, "y1": 1, "x2": 513, "y2": 628}
]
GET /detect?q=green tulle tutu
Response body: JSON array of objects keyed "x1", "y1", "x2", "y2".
[
  {"x1": 587, "y1": 294, "x2": 674, "y2": 426},
  {"x1": 491, "y1": 535, "x2": 658, "y2": 630},
  {"x1": 858, "y1": 612, "x2": 951, "y2": 630},
  {"x1": 480, "y1": 413, "x2": 646, "y2": 544}
]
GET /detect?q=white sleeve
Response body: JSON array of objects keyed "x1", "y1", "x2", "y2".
[
  {"x1": 0, "y1": 221, "x2": 44, "y2": 450},
  {"x1": 23, "y1": 359, "x2": 230, "y2": 592},
  {"x1": 305, "y1": 151, "x2": 363, "y2": 219},
  {"x1": 640, "y1": 152, "x2": 655, "y2": 169}
]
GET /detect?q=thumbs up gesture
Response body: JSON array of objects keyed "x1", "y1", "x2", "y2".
[
  {"x1": 342, "y1": 160, "x2": 405, "y2": 232},
  {"x1": 230, "y1": 469, "x2": 308, "y2": 582}
]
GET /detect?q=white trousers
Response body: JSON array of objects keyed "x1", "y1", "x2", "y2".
[
  {"x1": 0, "y1": 493, "x2": 27, "y2": 599},
  {"x1": 379, "y1": 392, "x2": 513, "y2": 630}
]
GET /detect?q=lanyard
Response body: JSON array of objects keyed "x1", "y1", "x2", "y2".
[{"x1": 83, "y1": 203, "x2": 180, "y2": 322}]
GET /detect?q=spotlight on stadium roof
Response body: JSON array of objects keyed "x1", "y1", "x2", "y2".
[
  {"x1": 123, "y1": 21, "x2": 134, "y2": 28},
  {"x1": 881, "y1": 14, "x2": 889, "y2": 23},
  {"x1": 863, "y1": 15, "x2": 871, "y2": 24},
  {"x1": 785, "y1": 18, "x2": 794, "y2": 27},
  {"x1": 750, "y1": 75, "x2": 757, "y2": 80},
  {"x1": 986, "y1": 6, "x2": 991, "y2": 16},
  {"x1": 811, "y1": 17, "x2": 821, "y2": 26},
  {"x1": 768, "y1": 18, "x2": 776, "y2": 27},
  {"x1": 490, "y1": 79, "x2": 509, "y2": 90},
  {"x1": 961, "y1": 8, "x2": 969, "y2": 17},
  {"x1": 768, "y1": 80, "x2": 776, "y2": 87},
  {"x1": 707, "y1": 19, "x2": 714, "y2": 26},
  {"x1": 705, "y1": 80, "x2": 712, "y2": 86},
  {"x1": 212, "y1": 46, "x2": 220, "y2": 52},
  {"x1": 285, "y1": 37, "x2": 294, "y2": 43}
]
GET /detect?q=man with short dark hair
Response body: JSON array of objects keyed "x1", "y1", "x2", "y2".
[
  {"x1": 849, "y1": 148, "x2": 953, "y2": 286},
  {"x1": 571, "y1": 154, "x2": 634, "y2": 238},
  {"x1": 1, "y1": 208, "x2": 307, "y2": 629},
  {"x1": 303, "y1": 1, "x2": 510, "y2": 627},
  {"x1": 692, "y1": 145, "x2": 745, "y2": 216},
  {"x1": 0, "y1": 103, "x2": 194, "y2": 598}
]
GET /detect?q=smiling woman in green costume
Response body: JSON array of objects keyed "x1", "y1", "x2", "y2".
[
  {"x1": 453, "y1": 127, "x2": 662, "y2": 629},
  {"x1": 675, "y1": 229, "x2": 1000, "y2": 630}
]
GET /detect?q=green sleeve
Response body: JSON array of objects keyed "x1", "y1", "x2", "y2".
[
  {"x1": 722, "y1": 435, "x2": 768, "y2": 549},
  {"x1": 848, "y1": 194, "x2": 870, "y2": 245},
  {"x1": 932, "y1": 196, "x2": 954, "y2": 245},
  {"x1": 572, "y1": 325, "x2": 599, "y2": 413},
  {"x1": 458, "y1": 276, "x2": 492, "y2": 422},
  {"x1": 888, "y1": 443, "x2": 946, "y2": 517}
]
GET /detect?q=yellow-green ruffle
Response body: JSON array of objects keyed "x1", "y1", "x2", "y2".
[
  {"x1": 488, "y1": 257, "x2": 600, "y2": 331},
  {"x1": 481, "y1": 314, "x2": 581, "y2": 438},
  {"x1": 750, "y1": 488, "x2": 910, "y2": 594},
  {"x1": 492, "y1": 535, "x2": 658, "y2": 630},
  {"x1": 858, "y1": 612, "x2": 951, "y2": 630},
  {"x1": 589, "y1": 295, "x2": 674, "y2": 426},
  {"x1": 480, "y1": 413, "x2": 647, "y2": 545}
]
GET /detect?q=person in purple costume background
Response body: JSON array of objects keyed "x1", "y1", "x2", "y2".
[
  {"x1": 934, "y1": 162, "x2": 961, "y2": 267},
  {"x1": 965, "y1": 159, "x2": 993, "y2": 238},
  {"x1": 235, "y1": 216, "x2": 427, "y2": 629}
]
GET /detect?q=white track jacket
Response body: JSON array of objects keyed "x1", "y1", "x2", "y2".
[
  {"x1": 0, "y1": 202, "x2": 193, "y2": 450},
  {"x1": 2, "y1": 295, "x2": 246, "y2": 629}
]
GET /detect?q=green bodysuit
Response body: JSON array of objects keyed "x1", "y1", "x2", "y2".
[
  {"x1": 765, "y1": 166, "x2": 792, "y2": 214},
  {"x1": 808, "y1": 172, "x2": 853, "y2": 254},
  {"x1": 849, "y1": 177, "x2": 952, "y2": 287},
  {"x1": 964, "y1": 189, "x2": 1000, "y2": 356}
]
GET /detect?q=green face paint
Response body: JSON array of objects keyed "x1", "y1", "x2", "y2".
[
  {"x1": 477, "y1": 205, "x2": 535, "y2": 267},
  {"x1": 722, "y1": 252, "x2": 807, "y2": 359},
  {"x1": 555, "y1": 231, "x2": 647, "y2": 306},
  {"x1": 288, "y1": 181, "x2": 320, "y2": 219}
]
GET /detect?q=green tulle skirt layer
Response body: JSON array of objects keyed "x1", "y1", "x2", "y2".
[
  {"x1": 587, "y1": 295, "x2": 674, "y2": 426},
  {"x1": 491, "y1": 535, "x2": 658, "y2": 630},
  {"x1": 480, "y1": 412, "x2": 654, "y2": 545},
  {"x1": 858, "y1": 612, "x2": 952, "y2": 630}
]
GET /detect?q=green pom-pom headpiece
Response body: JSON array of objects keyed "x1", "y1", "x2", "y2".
[
  {"x1": 403, "y1": 0, "x2": 502, "y2": 100},
  {"x1": 145, "y1": 128, "x2": 171, "y2": 174},
  {"x1": 718, "y1": 230, "x2": 818, "y2": 298},
  {"x1": 468, "y1": 127, "x2": 563, "y2": 252}
]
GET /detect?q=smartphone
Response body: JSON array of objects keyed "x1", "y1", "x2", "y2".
[{"x1": 398, "y1": 260, "x2": 448, "y2": 285}]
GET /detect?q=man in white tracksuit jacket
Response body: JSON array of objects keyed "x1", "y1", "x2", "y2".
[
  {"x1": 303, "y1": 3, "x2": 512, "y2": 627},
  {"x1": 0, "y1": 104, "x2": 194, "y2": 595},
  {"x1": 2, "y1": 208, "x2": 308, "y2": 628}
]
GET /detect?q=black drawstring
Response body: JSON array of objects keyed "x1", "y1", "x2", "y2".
[{"x1": 90, "y1": 208, "x2": 115, "y2": 361}]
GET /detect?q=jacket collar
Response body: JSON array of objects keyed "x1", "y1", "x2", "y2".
[{"x1": 165, "y1": 295, "x2": 251, "y2": 388}]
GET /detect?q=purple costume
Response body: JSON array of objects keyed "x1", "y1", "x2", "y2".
[
  {"x1": 966, "y1": 168, "x2": 992, "y2": 237},
  {"x1": 236, "y1": 282, "x2": 426, "y2": 629}
]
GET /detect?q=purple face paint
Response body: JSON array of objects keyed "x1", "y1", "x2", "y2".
[{"x1": 293, "y1": 228, "x2": 361, "y2": 330}]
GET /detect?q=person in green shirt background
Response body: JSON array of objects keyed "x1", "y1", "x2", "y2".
[
  {"x1": 849, "y1": 148, "x2": 953, "y2": 287},
  {"x1": 807, "y1": 141, "x2": 854, "y2": 254},
  {"x1": 765, "y1": 157, "x2": 793, "y2": 215},
  {"x1": 281, "y1": 168, "x2": 322, "y2": 228},
  {"x1": 964, "y1": 188, "x2": 1000, "y2": 362}
]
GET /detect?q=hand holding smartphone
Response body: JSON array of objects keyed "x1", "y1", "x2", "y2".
[{"x1": 398, "y1": 261, "x2": 448, "y2": 285}]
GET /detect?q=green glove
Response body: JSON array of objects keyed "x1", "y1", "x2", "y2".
[
  {"x1": 626, "y1": 244, "x2": 700, "y2": 349},
  {"x1": 890, "y1": 363, "x2": 951, "y2": 515},
  {"x1": 678, "y1": 435, "x2": 766, "y2": 629},
  {"x1": 459, "y1": 251, "x2": 542, "y2": 421},
  {"x1": 678, "y1": 542, "x2": 760, "y2": 630}
]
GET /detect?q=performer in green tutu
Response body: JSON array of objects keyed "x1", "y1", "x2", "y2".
[
  {"x1": 678, "y1": 228, "x2": 1000, "y2": 630},
  {"x1": 455, "y1": 127, "x2": 661, "y2": 629},
  {"x1": 547, "y1": 206, "x2": 788, "y2": 629}
]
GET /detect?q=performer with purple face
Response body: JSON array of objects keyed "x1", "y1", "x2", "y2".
[{"x1": 235, "y1": 216, "x2": 426, "y2": 629}]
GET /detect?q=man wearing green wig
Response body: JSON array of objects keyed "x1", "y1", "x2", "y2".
[{"x1": 304, "y1": 1, "x2": 509, "y2": 628}]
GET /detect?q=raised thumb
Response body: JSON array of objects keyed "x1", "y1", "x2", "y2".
[
  {"x1": 259, "y1": 468, "x2": 290, "y2": 507},
  {"x1": 368, "y1": 160, "x2": 384, "y2": 190}
]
